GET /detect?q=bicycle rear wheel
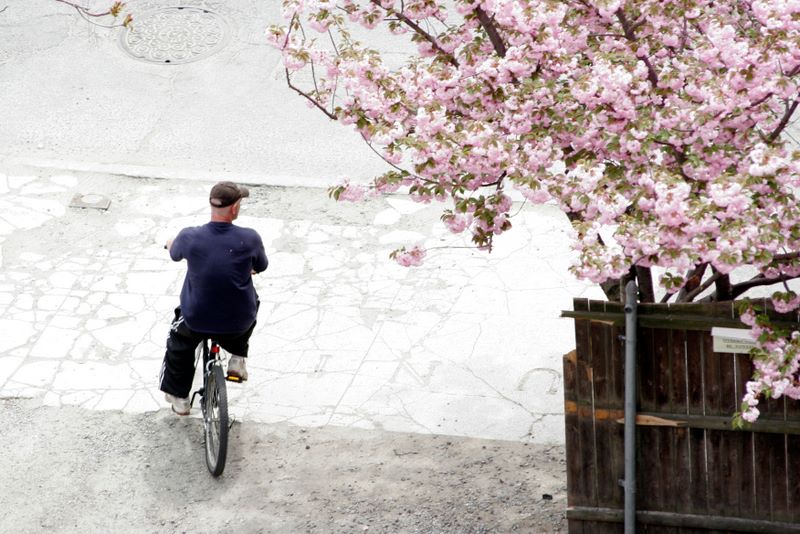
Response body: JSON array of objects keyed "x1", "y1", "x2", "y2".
[{"x1": 203, "y1": 363, "x2": 229, "y2": 477}]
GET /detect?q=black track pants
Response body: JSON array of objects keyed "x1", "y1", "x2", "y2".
[{"x1": 159, "y1": 307, "x2": 256, "y2": 398}]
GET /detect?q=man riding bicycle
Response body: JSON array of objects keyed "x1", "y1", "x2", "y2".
[{"x1": 159, "y1": 181, "x2": 269, "y2": 415}]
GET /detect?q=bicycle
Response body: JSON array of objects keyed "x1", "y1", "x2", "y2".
[{"x1": 191, "y1": 339, "x2": 241, "y2": 477}]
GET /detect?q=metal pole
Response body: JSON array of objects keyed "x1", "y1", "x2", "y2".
[{"x1": 623, "y1": 281, "x2": 638, "y2": 534}]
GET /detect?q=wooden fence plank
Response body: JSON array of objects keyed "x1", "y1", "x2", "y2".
[
  {"x1": 669, "y1": 330, "x2": 693, "y2": 515},
  {"x1": 659, "y1": 427, "x2": 677, "y2": 513},
  {"x1": 788, "y1": 434, "x2": 800, "y2": 523},
  {"x1": 567, "y1": 315, "x2": 590, "y2": 508},
  {"x1": 669, "y1": 329, "x2": 688, "y2": 414},
  {"x1": 688, "y1": 428, "x2": 709, "y2": 515},
  {"x1": 764, "y1": 394, "x2": 784, "y2": 421},
  {"x1": 734, "y1": 352, "x2": 752, "y2": 419},
  {"x1": 573, "y1": 298, "x2": 589, "y2": 313},
  {"x1": 607, "y1": 322, "x2": 625, "y2": 511},
  {"x1": 717, "y1": 352, "x2": 742, "y2": 515},
  {"x1": 653, "y1": 328, "x2": 671, "y2": 409},
  {"x1": 576, "y1": 312, "x2": 598, "y2": 508},
  {"x1": 637, "y1": 324, "x2": 659, "y2": 512},
  {"x1": 592, "y1": 521, "x2": 622, "y2": 534},
  {"x1": 753, "y1": 433, "x2": 775, "y2": 521},
  {"x1": 702, "y1": 332, "x2": 723, "y2": 416},
  {"x1": 733, "y1": 352, "x2": 758, "y2": 519},
  {"x1": 672, "y1": 427, "x2": 692, "y2": 513},
  {"x1": 639, "y1": 327, "x2": 657, "y2": 413},
  {"x1": 685, "y1": 331, "x2": 705, "y2": 416},
  {"x1": 591, "y1": 321, "x2": 609, "y2": 404},
  {"x1": 721, "y1": 431, "x2": 742, "y2": 515},
  {"x1": 653, "y1": 328, "x2": 677, "y2": 513},
  {"x1": 566, "y1": 519, "x2": 586, "y2": 533},
  {"x1": 704, "y1": 429, "x2": 725, "y2": 516},
  {"x1": 637, "y1": 426, "x2": 661, "y2": 511},
  {"x1": 737, "y1": 431, "x2": 757, "y2": 519},
  {"x1": 564, "y1": 348, "x2": 581, "y2": 510},
  {"x1": 610, "y1": 324, "x2": 626, "y2": 405},
  {"x1": 770, "y1": 434, "x2": 791, "y2": 523},
  {"x1": 718, "y1": 353, "x2": 737, "y2": 415},
  {"x1": 700, "y1": 340, "x2": 728, "y2": 515},
  {"x1": 685, "y1": 330, "x2": 710, "y2": 517},
  {"x1": 594, "y1": 316, "x2": 624, "y2": 509},
  {"x1": 786, "y1": 397, "x2": 800, "y2": 419}
]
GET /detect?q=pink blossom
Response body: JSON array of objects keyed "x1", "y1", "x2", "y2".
[
  {"x1": 337, "y1": 182, "x2": 367, "y2": 202},
  {"x1": 394, "y1": 245, "x2": 427, "y2": 267},
  {"x1": 444, "y1": 214, "x2": 470, "y2": 233},
  {"x1": 771, "y1": 292, "x2": 800, "y2": 313},
  {"x1": 517, "y1": 185, "x2": 550, "y2": 204},
  {"x1": 740, "y1": 308, "x2": 757, "y2": 327},
  {"x1": 741, "y1": 406, "x2": 760, "y2": 423}
]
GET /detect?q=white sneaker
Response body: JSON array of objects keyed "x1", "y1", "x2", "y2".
[
  {"x1": 227, "y1": 355, "x2": 248, "y2": 382},
  {"x1": 165, "y1": 393, "x2": 191, "y2": 415}
]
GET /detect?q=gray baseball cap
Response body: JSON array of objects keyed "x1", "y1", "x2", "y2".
[{"x1": 209, "y1": 181, "x2": 250, "y2": 208}]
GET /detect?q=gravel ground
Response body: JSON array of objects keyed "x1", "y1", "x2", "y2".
[{"x1": 0, "y1": 398, "x2": 566, "y2": 533}]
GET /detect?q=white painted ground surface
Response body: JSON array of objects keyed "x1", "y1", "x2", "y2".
[
  {"x1": 0, "y1": 169, "x2": 603, "y2": 444},
  {"x1": 0, "y1": 0, "x2": 404, "y2": 186}
]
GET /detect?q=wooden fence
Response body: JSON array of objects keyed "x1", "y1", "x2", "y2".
[{"x1": 562, "y1": 299, "x2": 800, "y2": 533}]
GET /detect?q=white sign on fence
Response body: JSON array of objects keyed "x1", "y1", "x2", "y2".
[{"x1": 710, "y1": 327, "x2": 757, "y2": 354}]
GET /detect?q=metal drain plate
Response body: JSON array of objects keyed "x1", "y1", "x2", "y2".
[
  {"x1": 70, "y1": 193, "x2": 111, "y2": 210},
  {"x1": 119, "y1": 6, "x2": 229, "y2": 64}
]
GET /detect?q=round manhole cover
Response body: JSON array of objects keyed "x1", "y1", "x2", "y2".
[{"x1": 119, "y1": 6, "x2": 229, "y2": 64}]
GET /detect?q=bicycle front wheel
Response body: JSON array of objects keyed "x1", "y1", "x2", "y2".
[{"x1": 203, "y1": 363, "x2": 229, "y2": 477}]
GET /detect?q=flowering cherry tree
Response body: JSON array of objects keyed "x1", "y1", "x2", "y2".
[{"x1": 269, "y1": 0, "x2": 800, "y2": 422}]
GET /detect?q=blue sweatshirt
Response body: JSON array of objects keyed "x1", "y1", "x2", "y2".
[{"x1": 170, "y1": 222, "x2": 268, "y2": 334}]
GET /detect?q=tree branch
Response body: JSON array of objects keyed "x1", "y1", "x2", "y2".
[
  {"x1": 773, "y1": 251, "x2": 800, "y2": 262},
  {"x1": 475, "y1": 7, "x2": 506, "y2": 58},
  {"x1": 285, "y1": 69, "x2": 338, "y2": 120},
  {"x1": 481, "y1": 171, "x2": 507, "y2": 189},
  {"x1": 370, "y1": 0, "x2": 458, "y2": 67},
  {"x1": 54, "y1": 0, "x2": 131, "y2": 27},
  {"x1": 357, "y1": 132, "x2": 436, "y2": 185},
  {"x1": 729, "y1": 273, "x2": 798, "y2": 300},
  {"x1": 676, "y1": 263, "x2": 708, "y2": 302},
  {"x1": 682, "y1": 270, "x2": 721, "y2": 302},
  {"x1": 55, "y1": 0, "x2": 119, "y2": 17},
  {"x1": 615, "y1": 9, "x2": 659, "y2": 88},
  {"x1": 767, "y1": 98, "x2": 800, "y2": 143},
  {"x1": 588, "y1": 33, "x2": 626, "y2": 40}
]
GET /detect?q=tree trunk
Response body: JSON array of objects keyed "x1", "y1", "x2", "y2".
[
  {"x1": 636, "y1": 266, "x2": 655, "y2": 303},
  {"x1": 711, "y1": 269, "x2": 732, "y2": 301},
  {"x1": 600, "y1": 268, "x2": 636, "y2": 302},
  {"x1": 676, "y1": 263, "x2": 707, "y2": 302}
]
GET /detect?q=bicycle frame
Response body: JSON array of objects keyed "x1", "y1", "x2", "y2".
[{"x1": 191, "y1": 340, "x2": 215, "y2": 404}]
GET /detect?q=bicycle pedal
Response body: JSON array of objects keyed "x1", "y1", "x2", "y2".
[{"x1": 225, "y1": 374, "x2": 244, "y2": 383}]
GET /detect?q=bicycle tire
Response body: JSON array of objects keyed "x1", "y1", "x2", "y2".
[{"x1": 203, "y1": 363, "x2": 229, "y2": 477}]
